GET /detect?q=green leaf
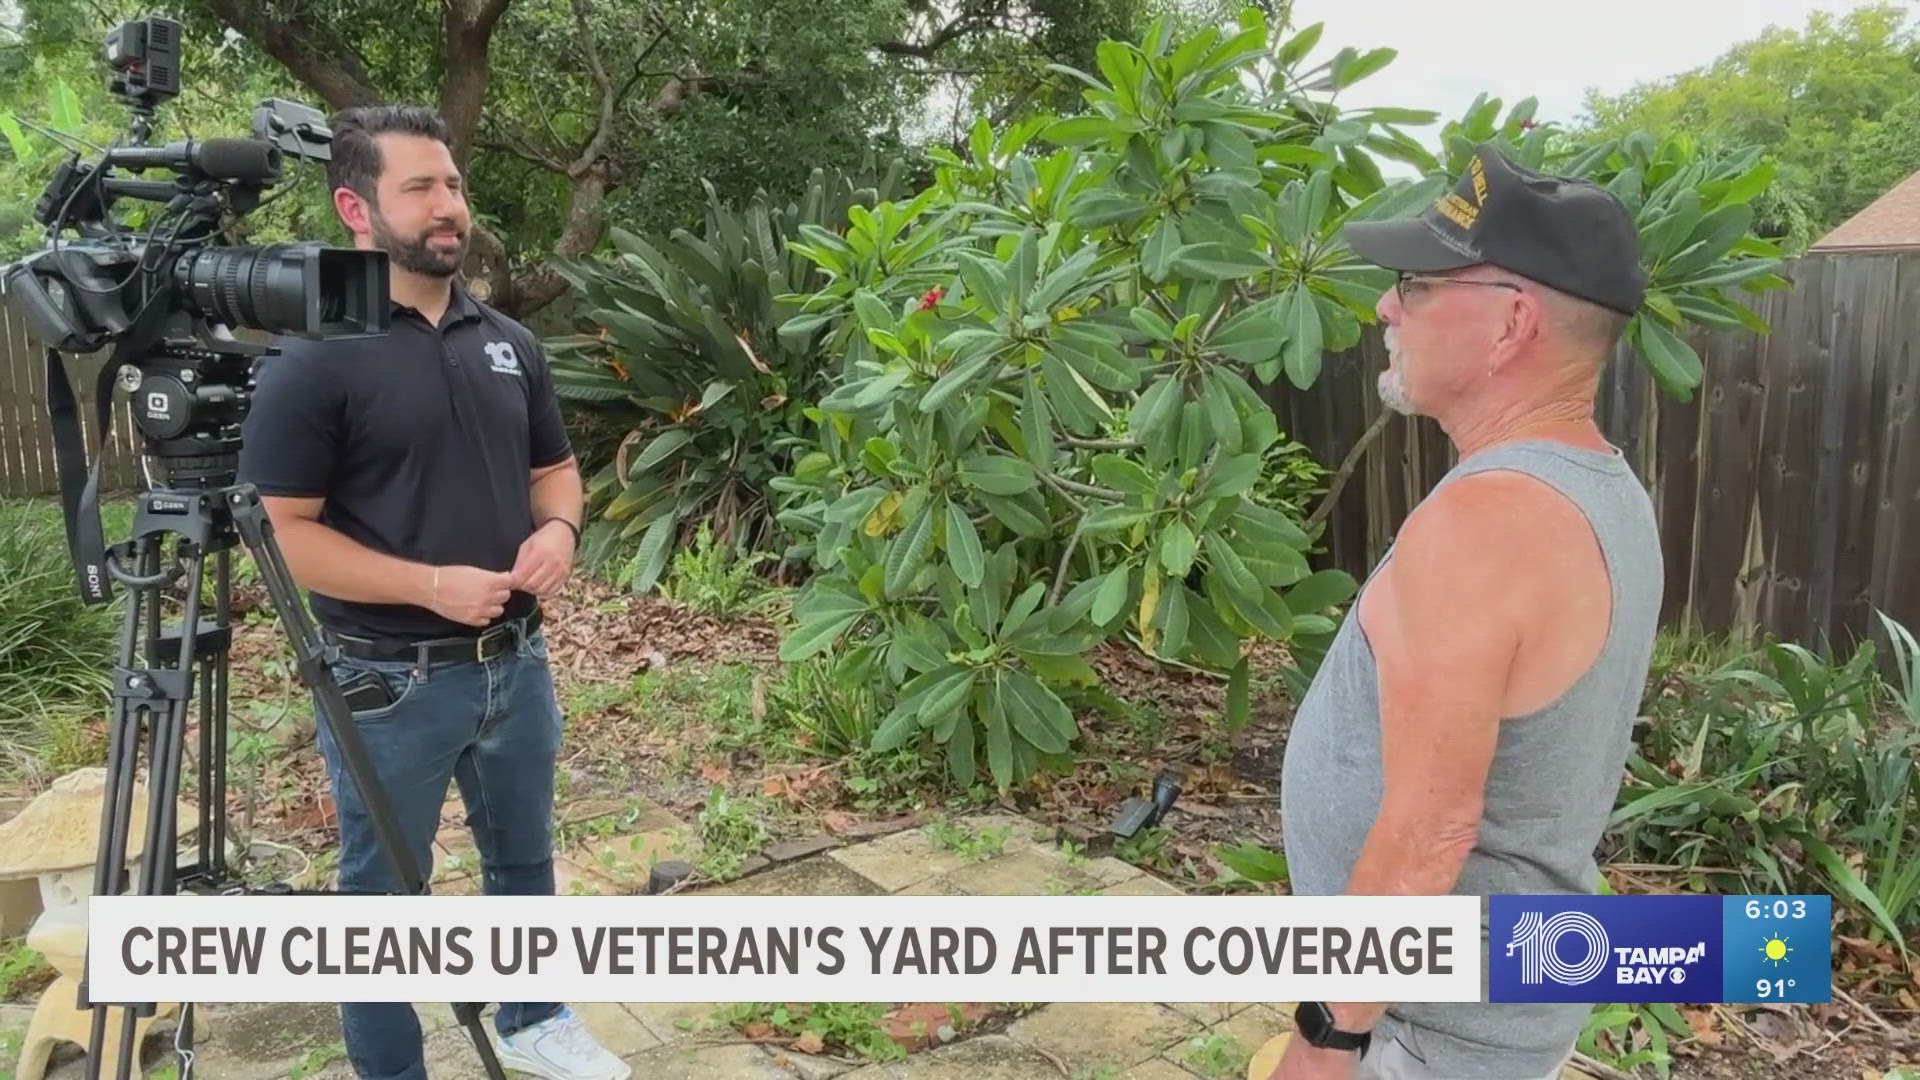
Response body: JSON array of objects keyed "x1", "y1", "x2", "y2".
[
  {"x1": 1240, "y1": 541, "x2": 1312, "y2": 588},
  {"x1": 1200, "y1": 454, "x2": 1261, "y2": 502},
  {"x1": 961, "y1": 455, "x2": 1039, "y2": 495},
  {"x1": 1159, "y1": 520, "x2": 1197, "y2": 576},
  {"x1": 48, "y1": 80, "x2": 81, "y2": 136},
  {"x1": 1159, "y1": 580, "x2": 1189, "y2": 657},
  {"x1": 631, "y1": 428, "x2": 694, "y2": 475},
  {"x1": 1041, "y1": 354, "x2": 1112, "y2": 435},
  {"x1": 980, "y1": 492, "x2": 1052, "y2": 538},
  {"x1": 1092, "y1": 454, "x2": 1157, "y2": 498},
  {"x1": 947, "y1": 707, "x2": 976, "y2": 783},
  {"x1": 631, "y1": 511, "x2": 677, "y2": 594},
  {"x1": 984, "y1": 674, "x2": 1015, "y2": 788},
  {"x1": 1285, "y1": 569, "x2": 1359, "y2": 614},
  {"x1": 1130, "y1": 304, "x2": 1177, "y2": 342},
  {"x1": 1226, "y1": 657, "x2": 1250, "y2": 730},
  {"x1": 1051, "y1": 330, "x2": 1137, "y2": 392},
  {"x1": 1202, "y1": 369, "x2": 1244, "y2": 454},
  {"x1": 1000, "y1": 581, "x2": 1049, "y2": 640},
  {"x1": 957, "y1": 253, "x2": 1009, "y2": 315},
  {"x1": 945, "y1": 500, "x2": 985, "y2": 587},
  {"x1": 1215, "y1": 841, "x2": 1286, "y2": 883},
  {"x1": 853, "y1": 289, "x2": 895, "y2": 332},
  {"x1": 1042, "y1": 115, "x2": 1118, "y2": 146},
  {"x1": 1032, "y1": 243, "x2": 1104, "y2": 311},
  {"x1": 1334, "y1": 47, "x2": 1396, "y2": 88},
  {"x1": 918, "y1": 666, "x2": 980, "y2": 732},
  {"x1": 885, "y1": 500, "x2": 937, "y2": 598},
  {"x1": 1020, "y1": 373, "x2": 1054, "y2": 470},
  {"x1": 1129, "y1": 374, "x2": 1183, "y2": 450},
  {"x1": 920, "y1": 355, "x2": 994, "y2": 413},
  {"x1": 1000, "y1": 669, "x2": 1070, "y2": 753},
  {"x1": 781, "y1": 608, "x2": 863, "y2": 661},
  {"x1": 1092, "y1": 564, "x2": 1132, "y2": 625},
  {"x1": 1081, "y1": 506, "x2": 1153, "y2": 536},
  {"x1": 1173, "y1": 242, "x2": 1270, "y2": 280},
  {"x1": 1144, "y1": 216, "x2": 1182, "y2": 282},
  {"x1": 870, "y1": 703, "x2": 922, "y2": 752},
  {"x1": 0, "y1": 112, "x2": 31, "y2": 163},
  {"x1": 1632, "y1": 315, "x2": 1703, "y2": 397},
  {"x1": 1281, "y1": 286, "x2": 1325, "y2": 388},
  {"x1": 1231, "y1": 503, "x2": 1311, "y2": 551}
]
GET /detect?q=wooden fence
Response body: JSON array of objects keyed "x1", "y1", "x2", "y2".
[
  {"x1": 1267, "y1": 250, "x2": 1920, "y2": 654},
  {"x1": 0, "y1": 304, "x2": 142, "y2": 497}
]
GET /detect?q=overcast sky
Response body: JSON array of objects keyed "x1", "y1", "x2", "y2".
[{"x1": 1294, "y1": 0, "x2": 1896, "y2": 130}]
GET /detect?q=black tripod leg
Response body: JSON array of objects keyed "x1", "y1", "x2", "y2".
[{"x1": 224, "y1": 487, "x2": 509, "y2": 1080}]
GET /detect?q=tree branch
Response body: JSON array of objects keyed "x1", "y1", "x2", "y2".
[
  {"x1": 1306, "y1": 409, "x2": 1393, "y2": 531},
  {"x1": 1042, "y1": 472, "x2": 1127, "y2": 503},
  {"x1": 1056, "y1": 436, "x2": 1140, "y2": 451},
  {"x1": 440, "y1": 0, "x2": 515, "y2": 168},
  {"x1": 205, "y1": 0, "x2": 381, "y2": 110},
  {"x1": 1048, "y1": 530, "x2": 1083, "y2": 607}
]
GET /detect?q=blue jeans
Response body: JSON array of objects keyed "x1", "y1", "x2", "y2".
[{"x1": 312, "y1": 620, "x2": 565, "y2": 1080}]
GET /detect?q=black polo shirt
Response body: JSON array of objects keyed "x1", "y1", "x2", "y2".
[{"x1": 236, "y1": 279, "x2": 572, "y2": 641}]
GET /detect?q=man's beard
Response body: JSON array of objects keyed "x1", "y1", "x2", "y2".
[
  {"x1": 370, "y1": 210, "x2": 467, "y2": 277},
  {"x1": 1378, "y1": 326, "x2": 1417, "y2": 416}
]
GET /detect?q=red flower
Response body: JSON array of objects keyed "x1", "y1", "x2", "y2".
[{"x1": 919, "y1": 286, "x2": 944, "y2": 311}]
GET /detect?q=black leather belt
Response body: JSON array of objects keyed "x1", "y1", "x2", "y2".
[{"x1": 329, "y1": 608, "x2": 542, "y2": 666}]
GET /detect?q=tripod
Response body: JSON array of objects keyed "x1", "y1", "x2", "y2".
[{"x1": 52, "y1": 357, "x2": 509, "y2": 1080}]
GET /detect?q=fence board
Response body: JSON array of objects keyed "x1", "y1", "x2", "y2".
[
  {"x1": 1829, "y1": 257, "x2": 1893, "y2": 650},
  {"x1": 0, "y1": 312, "x2": 26, "y2": 497}
]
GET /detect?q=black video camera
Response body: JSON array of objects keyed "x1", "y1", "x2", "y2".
[{"x1": 0, "y1": 15, "x2": 390, "y2": 602}]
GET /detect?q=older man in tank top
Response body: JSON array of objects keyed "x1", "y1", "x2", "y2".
[{"x1": 1269, "y1": 145, "x2": 1664, "y2": 1080}]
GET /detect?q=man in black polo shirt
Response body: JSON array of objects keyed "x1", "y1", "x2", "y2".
[{"x1": 237, "y1": 105, "x2": 628, "y2": 1080}]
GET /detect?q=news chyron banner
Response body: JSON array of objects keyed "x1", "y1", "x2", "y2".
[
  {"x1": 1490, "y1": 894, "x2": 1833, "y2": 1004},
  {"x1": 85, "y1": 893, "x2": 1833, "y2": 1006},
  {"x1": 85, "y1": 895, "x2": 1481, "y2": 1004}
]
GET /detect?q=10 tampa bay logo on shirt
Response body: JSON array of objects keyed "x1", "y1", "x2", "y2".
[{"x1": 484, "y1": 341, "x2": 522, "y2": 376}]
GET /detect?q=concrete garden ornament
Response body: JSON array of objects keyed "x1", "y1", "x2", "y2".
[{"x1": 0, "y1": 768, "x2": 193, "y2": 1079}]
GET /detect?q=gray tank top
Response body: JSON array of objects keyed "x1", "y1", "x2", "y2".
[{"x1": 1280, "y1": 439, "x2": 1663, "y2": 1078}]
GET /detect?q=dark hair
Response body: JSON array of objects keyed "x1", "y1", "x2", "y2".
[{"x1": 326, "y1": 105, "x2": 451, "y2": 204}]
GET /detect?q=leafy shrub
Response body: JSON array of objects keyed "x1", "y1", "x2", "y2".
[
  {"x1": 765, "y1": 10, "x2": 1783, "y2": 793},
  {"x1": 1610, "y1": 620, "x2": 1920, "y2": 957},
  {"x1": 0, "y1": 501, "x2": 120, "y2": 778},
  {"x1": 547, "y1": 167, "x2": 904, "y2": 591}
]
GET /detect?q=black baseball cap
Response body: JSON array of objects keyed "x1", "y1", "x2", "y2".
[{"x1": 1342, "y1": 144, "x2": 1647, "y2": 316}]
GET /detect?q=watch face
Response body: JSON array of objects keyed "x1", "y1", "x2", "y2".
[{"x1": 1297, "y1": 1001, "x2": 1333, "y2": 1041}]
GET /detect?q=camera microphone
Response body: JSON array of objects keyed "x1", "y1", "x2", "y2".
[{"x1": 106, "y1": 137, "x2": 283, "y2": 181}]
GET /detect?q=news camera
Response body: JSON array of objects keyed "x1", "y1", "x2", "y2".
[
  {"x1": 2, "y1": 15, "x2": 387, "y2": 495},
  {"x1": 0, "y1": 19, "x2": 510, "y2": 1080}
]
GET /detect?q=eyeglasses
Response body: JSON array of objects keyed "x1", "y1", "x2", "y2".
[{"x1": 1394, "y1": 272, "x2": 1523, "y2": 306}]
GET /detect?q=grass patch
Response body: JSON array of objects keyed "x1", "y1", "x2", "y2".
[
  {"x1": 0, "y1": 498, "x2": 131, "y2": 782},
  {"x1": 0, "y1": 936, "x2": 55, "y2": 1002}
]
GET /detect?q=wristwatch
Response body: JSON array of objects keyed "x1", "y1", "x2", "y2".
[{"x1": 1294, "y1": 1002, "x2": 1371, "y2": 1054}]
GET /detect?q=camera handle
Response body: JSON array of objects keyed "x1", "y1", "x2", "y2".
[{"x1": 74, "y1": 486, "x2": 507, "y2": 1080}]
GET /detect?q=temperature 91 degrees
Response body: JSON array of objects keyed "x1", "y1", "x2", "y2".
[{"x1": 1757, "y1": 978, "x2": 1798, "y2": 998}]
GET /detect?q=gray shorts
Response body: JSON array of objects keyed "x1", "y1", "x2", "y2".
[{"x1": 1356, "y1": 1027, "x2": 1575, "y2": 1080}]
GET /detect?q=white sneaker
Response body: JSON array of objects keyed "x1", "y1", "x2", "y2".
[{"x1": 495, "y1": 1007, "x2": 632, "y2": 1080}]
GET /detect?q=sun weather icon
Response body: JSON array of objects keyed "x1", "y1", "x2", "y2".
[{"x1": 1759, "y1": 934, "x2": 1792, "y2": 967}]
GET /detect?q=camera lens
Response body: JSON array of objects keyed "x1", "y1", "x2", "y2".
[
  {"x1": 175, "y1": 244, "x2": 311, "y2": 331},
  {"x1": 170, "y1": 243, "x2": 387, "y2": 337}
]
